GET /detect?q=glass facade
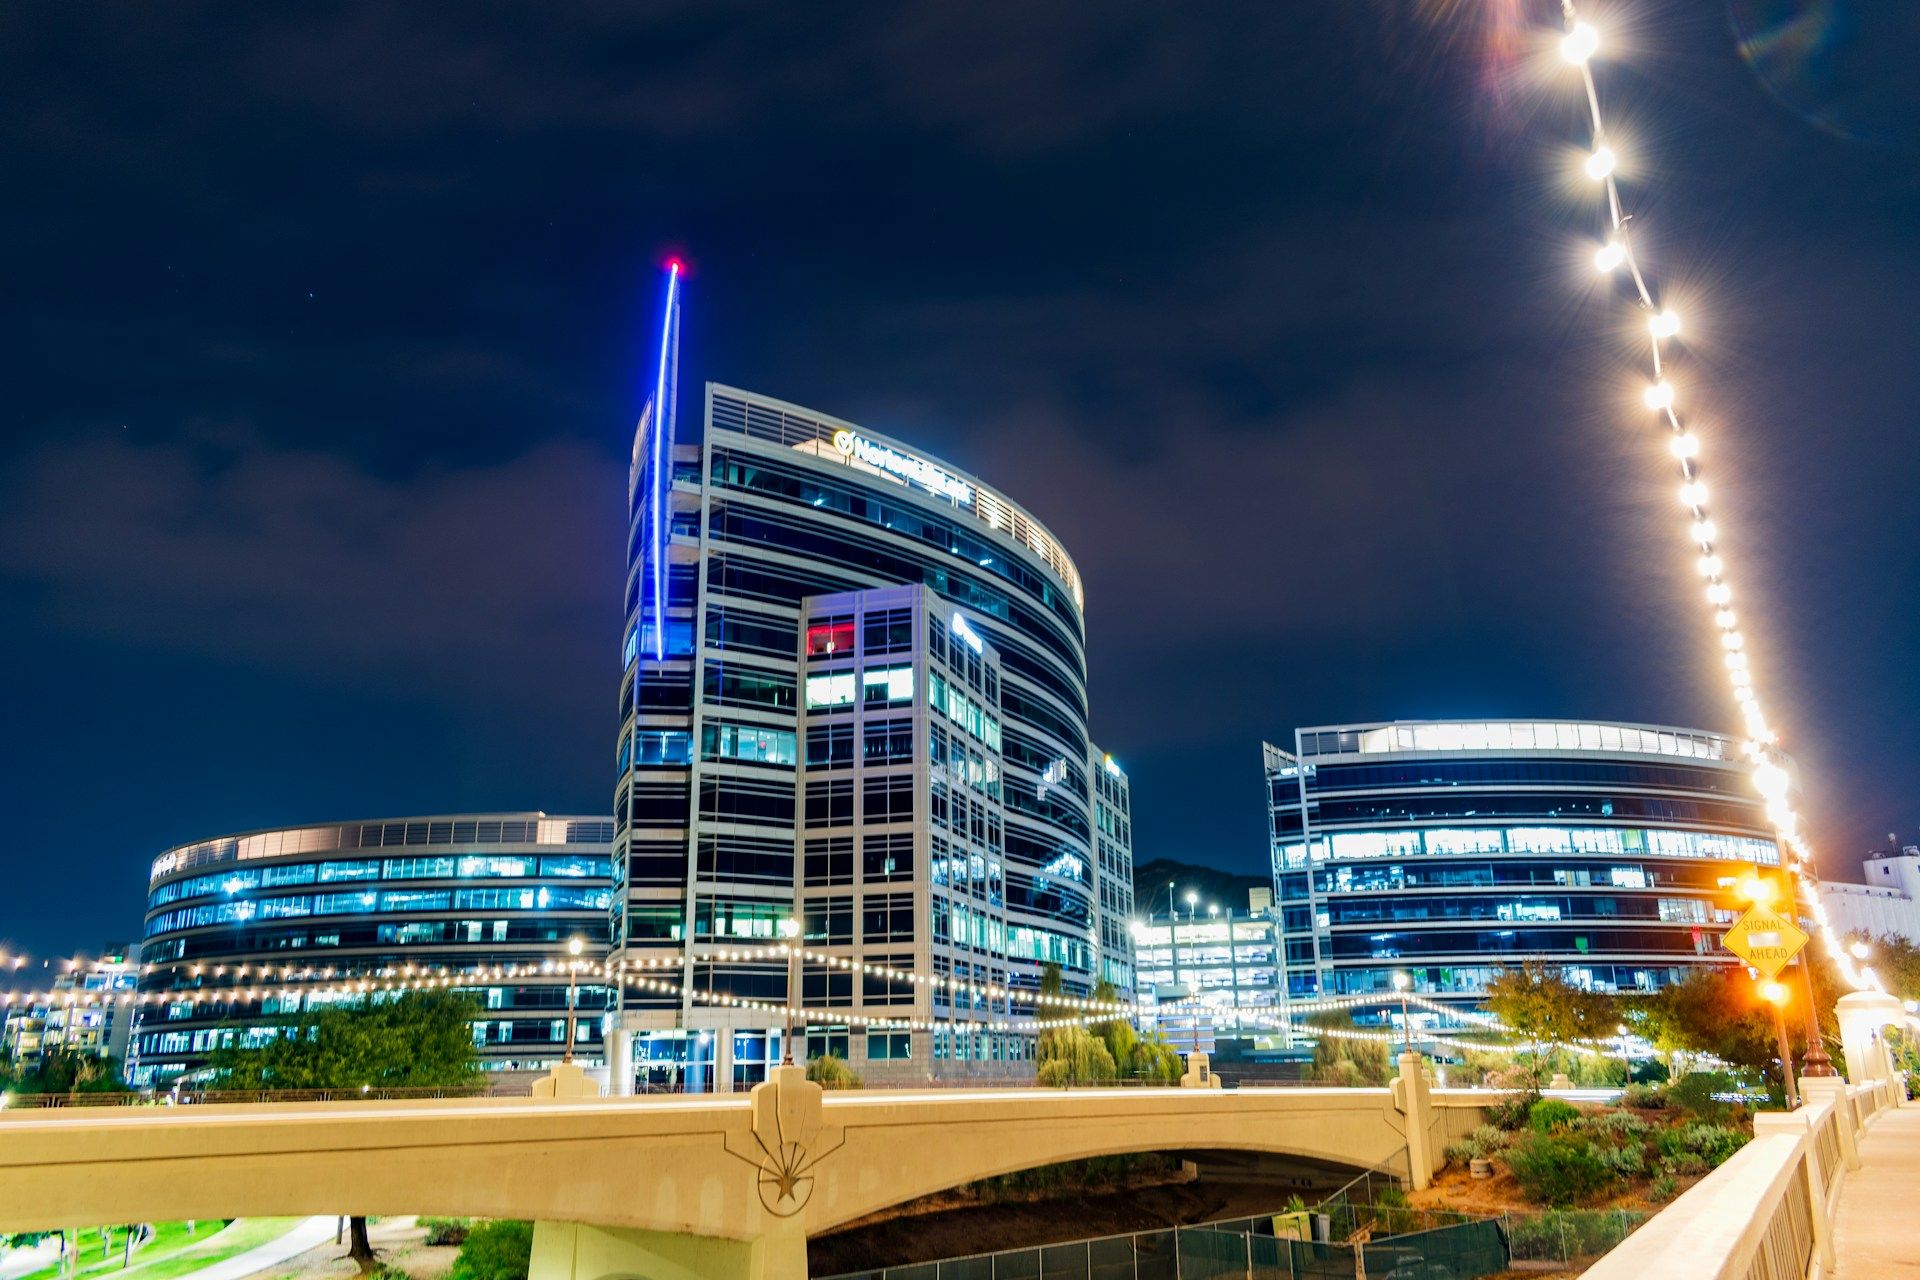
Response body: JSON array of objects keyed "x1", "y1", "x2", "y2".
[
  {"x1": 613, "y1": 383, "x2": 1132, "y2": 1087},
  {"x1": 1265, "y1": 720, "x2": 1782, "y2": 1011},
  {"x1": 132, "y1": 813, "x2": 614, "y2": 1085}
]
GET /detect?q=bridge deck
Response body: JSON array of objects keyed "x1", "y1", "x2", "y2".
[{"x1": 1832, "y1": 1104, "x2": 1920, "y2": 1280}]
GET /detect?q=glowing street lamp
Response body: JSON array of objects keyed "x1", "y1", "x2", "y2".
[
  {"x1": 562, "y1": 936, "x2": 585, "y2": 1064},
  {"x1": 779, "y1": 918, "x2": 801, "y2": 1065}
]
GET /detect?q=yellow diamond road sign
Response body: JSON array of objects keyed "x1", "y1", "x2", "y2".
[{"x1": 1723, "y1": 904, "x2": 1810, "y2": 980}]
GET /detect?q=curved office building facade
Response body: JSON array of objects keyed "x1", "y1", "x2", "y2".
[
  {"x1": 1264, "y1": 720, "x2": 1782, "y2": 1010},
  {"x1": 614, "y1": 380, "x2": 1132, "y2": 1089},
  {"x1": 132, "y1": 813, "x2": 614, "y2": 1085}
]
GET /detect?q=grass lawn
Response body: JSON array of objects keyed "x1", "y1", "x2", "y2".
[{"x1": 10, "y1": 1220, "x2": 302, "y2": 1280}]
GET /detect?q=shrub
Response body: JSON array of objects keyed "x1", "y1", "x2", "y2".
[
  {"x1": 1620, "y1": 1083, "x2": 1669, "y2": 1110},
  {"x1": 1595, "y1": 1142, "x2": 1645, "y2": 1178},
  {"x1": 421, "y1": 1218, "x2": 472, "y2": 1247},
  {"x1": 1446, "y1": 1124, "x2": 1509, "y2": 1164},
  {"x1": 1662, "y1": 1121, "x2": 1748, "y2": 1168},
  {"x1": 805, "y1": 1054, "x2": 861, "y2": 1090},
  {"x1": 1648, "y1": 1173, "x2": 1679, "y2": 1203},
  {"x1": 1666, "y1": 1071, "x2": 1737, "y2": 1120},
  {"x1": 1504, "y1": 1132, "x2": 1615, "y2": 1206},
  {"x1": 1590, "y1": 1110, "x2": 1651, "y2": 1139},
  {"x1": 1487, "y1": 1091, "x2": 1534, "y2": 1131},
  {"x1": 1528, "y1": 1098, "x2": 1583, "y2": 1133},
  {"x1": 451, "y1": 1221, "x2": 534, "y2": 1280},
  {"x1": 1507, "y1": 1209, "x2": 1642, "y2": 1262}
]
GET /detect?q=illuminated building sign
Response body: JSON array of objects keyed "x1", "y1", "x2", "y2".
[{"x1": 832, "y1": 429, "x2": 974, "y2": 505}]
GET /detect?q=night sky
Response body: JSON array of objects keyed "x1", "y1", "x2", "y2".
[{"x1": 3, "y1": 2, "x2": 1917, "y2": 961}]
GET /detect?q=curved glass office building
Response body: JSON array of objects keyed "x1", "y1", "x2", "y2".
[
  {"x1": 131, "y1": 813, "x2": 614, "y2": 1085},
  {"x1": 1264, "y1": 720, "x2": 1782, "y2": 1010},
  {"x1": 614, "y1": 373, "x2": 1132, "y2": 1090}
]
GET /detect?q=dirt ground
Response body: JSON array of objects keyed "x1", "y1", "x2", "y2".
[
  {"x1": 260, "y1": 1218, "x2": 460, "y2": 1280},
  {"x1": 808, "y1": 1178, "x2": 1314, "y2": 1275}
]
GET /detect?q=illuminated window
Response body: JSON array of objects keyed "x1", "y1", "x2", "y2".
[
  {"x1": 805, "y1": 672, "x2": 857, "y2": 709},
  {"x1": 862, "y1": 664, "x2": 915, "y2": 706},
  {"x1": 806, "y1": 618, "x2": 855, "y2": 657}
]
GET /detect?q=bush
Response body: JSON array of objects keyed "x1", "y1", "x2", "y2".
[
  {"x1": 1529, "y1": 1098, "x2": 1582, "y2": 1133},
  {"x1": 1648, "y1": 1173, "x2": 1679, "y2": 1203},
  {"x1": 421, "y1": 1218, "x2": 472, "y2": 1247},
  {"x1": 805, "y1": 1054, "x2": 861, "y2": 1090},
  {"x1": 451, "y1": 1221, "x2": 534, "y2": 1280},
  {"x1": 1504, "y1": 1132, "x2": 1615, "y2": 1206},
  {"x1": 1446, "y1": 1124, "x2": 1509, "y2": 1164},
  {"x1": 1487, "y1": 1091, "x2": 1535, "y2": 1131},
  {"x1": 1507, "y1": 1209, "x2": 1642, "y2": 1262},
  {"x1": 1595, "y1": 1142, "x2": 1645, "y2": 1178},
  {"x1": 1667, "y1": 1071, "x2": 1737, "y2": 1120},
  {"x1": 1620, "y1": 1083, "x2": 1669, "y2": 1110},
  {"x1": 1589, "y1": 1110, "x2": 1651, "y2": 1139},
  {"x1": 1658, "y1": 1121, "x2": 1748, "y2": 1168}
]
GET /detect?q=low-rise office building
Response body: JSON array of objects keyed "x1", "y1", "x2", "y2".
[
  {"x1": 1, "y1": 945, "x2": 142, "y2": 1073},
  {"x1": 1265, "y1": 719, "x2": 1784, "y2": 1011},
  {"x1": 1820, "y1": 843, "x2": 1920, "y2": 947},
  {"x1": 131, "y1": 813, "x2": 614, "y2": 1085}
]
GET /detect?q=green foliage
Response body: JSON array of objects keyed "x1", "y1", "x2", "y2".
[
  {"x1": 1648, "y1": 1172, "x2": 1679, "y2": 1202},
  {"x1": 1445, "y1": 1124, "x2": 1509, "y2": 1165},
  {"x1": 1503, "y1": 1132, "x2": 1615, "y2": 1206},
  {"x1": 1620, "y1": 1082, "x2": 1670, "y2": 1110},
  {"x1": 420, "y1": 1218, "x2": 472, "y2": 1247},
  {"x1": 1506, "y1": 1209, "x2": 1645, "y2": 1262},
  {"x1": 1528, "y1": 1098, "x2": 1582, "y2": 1133},
  {"x1": 804, "y1": 1053, "x2": 861, "y2": 1089},
  {"x1": 208, "y1": 989, "x2": 484, "y2": 1089},
  {"x1": 1633, "y1": 972, "x2": 1779, "y2": 1083},
  {"x1": 1035, "y1": 1025, "x2": 1117, "y2": 1086},
  {"x1": 1595, "y1": 1142, "x2": 1646, "y2": 1178},
  {"x1": 1588, "y1": 1110, "x2": 1652, "y2": 1139},
  {"x1": 2, "y1": 1047, "x2": 128, "y2": 1095},
  {"x1": 1126, "y1": 1035, "x2": 1184, "y2": 1084},
  {"x1": 450, "y1": 1221, "x2": 533, "y2": 1280},
  {"x1": 1305, "y1": 1011, "x2": 1390, "y2": 1086},
  {"x1": 1666, "y1": 1070, "x2": 1738, "y2": 1121},
  {"x1": 1656, "y1": 1121, "x2": 1748, "y2": 1168},
  {"x1": 1485, "y1": 962, "x2": 1621, "y2": 1054}
]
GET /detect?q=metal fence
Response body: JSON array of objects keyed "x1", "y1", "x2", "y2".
[
  {"x1": 822, "y1": 1207, "x2": 1514, "y2": 1280},
  {"x1": 1500, "y1": 1209, "x2": 1650, "y2": 1265}
]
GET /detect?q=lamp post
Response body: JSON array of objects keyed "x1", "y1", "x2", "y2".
[
  {"x1": 562, "y1": 936, "x2": 584, "y2": 1065},
  {"x1": 1392, "y1": 971, "x2": 1412, "y2": 1060},
  {"x1": 1759, "y1": 980, "x2": 1800, "y2": 1109},
  {"x1": 1785, "y1": 874, "x2": 1838, "y2": 1079},
  {"x1": 779, "y1": 918, "x2": 801, "y2": 1066}
]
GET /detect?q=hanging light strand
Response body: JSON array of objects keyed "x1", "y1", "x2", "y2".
[{"x1": 1554, "y1": 2, "x2": 1874, "y2": 993}]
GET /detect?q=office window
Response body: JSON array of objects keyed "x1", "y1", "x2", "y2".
[
  {"x1": 804, "y1": 898, "x2": 854, "y2": 946},
  {"x1": 805, "y1": 672, "x2": 857, "y2": 710},
  {"x1": 702, "y1": 723, "x2": 798, "y2": 767},
  {"x1": 862, "y1": 664, "x2": 915, "y2": 706},
  {"x1": 805, "y1": 838, "x2": 854, "y2": 886},
  {"x1": 867, "y1": 1031, "x2": 911, "y2": 1061},
  {"x1": 862, "y1": 609, "x2": 913, "y2": 654},
  {"x1": 863, "y1": 833, "x2": 913, "y2": 882},
  {"x1": 863, "y1": 893, "x2": 915, "y2": 943},
  {"x1": 864, "y1": 775, "x2": 914, "y2": 823},
  {"x1": 807, "y1": 618, "x2": 855, "y2": 657},
  {"x1": 807, "y1": 722, "x2": 855, "y2": 768},
  {"x1": 805, "y1": 779, "x2": 855, "y2": 827},
  {"x1": 863, "y1": 718, "x2": 914, "y2": 764}
]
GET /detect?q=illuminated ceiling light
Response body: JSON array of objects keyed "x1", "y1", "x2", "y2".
[
  {"x1": 1680, "y1": 481, "x2": 1708, "y2": 507},
  {"x1": 1643, "y1": 380, "x2": 1675, "y2": 411},
  {"x1": 1595, "y1": 240, "x2": 1626, "y2": 273},
  {"x1": 1561, "y1": 21, "x2": 1600, "y2": 65},
  {"x1": 1698, "y1": 555, "x2": 1724, "y2": 578},
  {"x1": 1716, "y1": 609, "x2": 1738, "y2": 629},
  {"x1": 1670, "y1": 433, "x2": 1700, "y2": 459},
  {"x1": 1585, "y1": 146, "x2": 1617, "y2": 180},
  {"x1": 1707, "y1": 583, "x2": 1733, "y2": 605},
  {"x1": 1720, "y1": 630, "x2": 1743, "y2": 650},
  {"x1": 1649, "y1": 310, "x2": 1682, "y2": 340},
  {"x1": 1689, "y1": 520, "x2": 1718, "y2": 544}
]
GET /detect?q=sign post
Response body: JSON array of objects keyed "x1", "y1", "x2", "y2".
[{"x1": 1724, "y1": 888, "x2": 1812, "y2": 1108}]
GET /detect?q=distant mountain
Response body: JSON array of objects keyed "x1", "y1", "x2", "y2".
[{"x1": 1131, "y1": 857, "x2": 1269, "y2": 919}]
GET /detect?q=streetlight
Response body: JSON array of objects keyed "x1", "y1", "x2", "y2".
[
  {"x1": 562, "y1": 936, "x2": 584, "y2": 1065},
  {"x1": 1392, "y1": 972, "x2": 1412, "y2": 1060},
  {"x1": 778, "y1": 918, "x2": 801, "y2": 1066},
  {"x1": 1758, "y1": 979, "x2": 1800, "y2": 1109}
]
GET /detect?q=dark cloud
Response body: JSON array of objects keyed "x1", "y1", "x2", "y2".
[{"x1": 1, "y1": 0, "x2": 1917, "y2": 955}]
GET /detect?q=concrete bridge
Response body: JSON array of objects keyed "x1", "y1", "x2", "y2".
[{"x1": 0, "y1": 1057, "x2": 1484, "y2": 1280}]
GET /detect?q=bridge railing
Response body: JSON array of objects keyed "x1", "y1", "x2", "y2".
[
  {"x1": 0, "y1": 1084, "x2": 491, "y2": 1108},
  {"x1": 1580, "y1": 1078, "x2": 1901, "y2": 1280}
]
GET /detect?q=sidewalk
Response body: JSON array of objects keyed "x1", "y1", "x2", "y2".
[
  {"x1": 1831, "y1": 1106, "x2": 1920, "y2": 1278},
  {"x1": 136, "y1": 1219, "x2": 336, "y2": 1280}
]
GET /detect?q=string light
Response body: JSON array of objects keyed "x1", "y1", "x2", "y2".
[{"x1": 1550, "y1": 1, "x2": 1878, "y2": 996}]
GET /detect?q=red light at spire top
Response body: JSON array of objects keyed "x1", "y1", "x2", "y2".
[{"x1": 663, "y1": 255, "x2": 687, "y2": 276}]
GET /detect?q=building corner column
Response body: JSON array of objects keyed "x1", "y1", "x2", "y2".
[{"x1": 1391, "y1": 1051, "x2": 1435, "y2": 1191}]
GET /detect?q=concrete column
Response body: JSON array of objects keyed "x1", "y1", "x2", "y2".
[
  {"x1": 1390, "y1": 1051, "x2": 1435, "y2": 1192},
  {"x1": 529, "y1": 1220, "x2": 806, "y2": 1280},
  {"x1": 607, "y1": 1027, "x2": 634, "y2": 1098},
  {"x1": 714, "y1": 1029, "x2": 736, "y2": 1094},
  {"x1": 1799, "y1": 1076, "x2": 1860, "y2": 1171},
  {"x1": 1180, "y1": 1052, "x2": 1219, "y2": 1088},
  {"x1": 1836, "y1": 991, "x2": 1905, "y2": 1097}
]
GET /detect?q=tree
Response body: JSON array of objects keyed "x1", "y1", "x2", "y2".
[
  {"x1": 3, "y1": 1047, "x2": 126, "y2": 1096},
  {"x1": 1035, "y1": 965, "x2": 1116, "y2": 1085},
  {"x1": 450, "y1": 1220, "x2": 534, "y2": 1280},
  {"x1": 208, "y1": 990, "x2": 483, "y2": 1270},
  {"x1": 1632, "y1": 969, "x2": 1779, "y2": 1084},
  {"x1": 1485, "y1": 963, "x2": 1620, "y2": 1061},
  {"x1": 1305, "y1": 1011, "x2": 1390, "y2": 1086}
]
